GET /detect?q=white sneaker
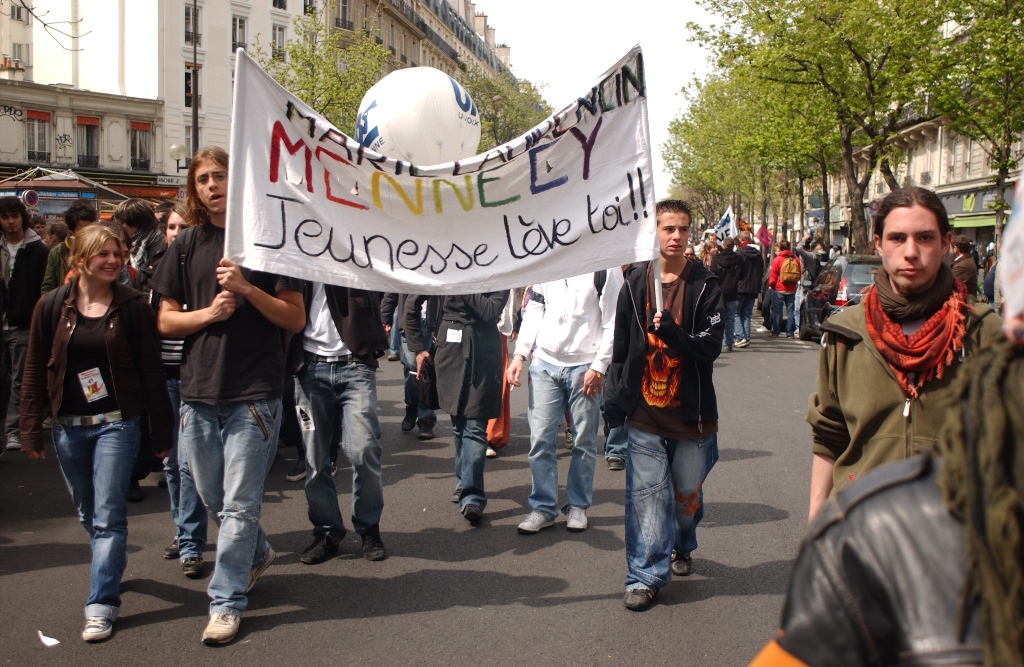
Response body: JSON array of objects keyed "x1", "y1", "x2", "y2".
[
  {"x1": 485, "y1": 446, "x2": 498, "y2": 458},
  {"x1": 517, "y1": 510, "x2": 555, "y2": 535},
  {"x1": 82, "y1": 616, "x2": 112, "y2": 642},
  {"x1": 202, "y1": 612, "x2": 241, "y2": 646},
  {"x1": 566, "y1": 506, "x2": 588, "y2": 532}
]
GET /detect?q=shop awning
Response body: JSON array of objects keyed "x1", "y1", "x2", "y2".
[{"x1": 952, "y1": 214, "x2": 996, "y2": 228}]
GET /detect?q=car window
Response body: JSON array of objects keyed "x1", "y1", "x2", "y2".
[{"x1": 846, "y1": 262, "x2": 880, "y2": 289}]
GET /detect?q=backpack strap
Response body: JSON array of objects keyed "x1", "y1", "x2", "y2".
[
  {"x1": 42, "y1": 283, "x2": 72, "y2": 348},
  {"x1": 594, "y1": 270, "x2": 608, "y2": 298}
]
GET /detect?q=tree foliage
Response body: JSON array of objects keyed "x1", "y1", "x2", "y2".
[
  {"x1": 929, "y1": 0, "x2": 1024, "y2": 243},
  {"x1": 458, "y1": 65, "x2": 552, "y2": 150},
  {"x1": 250, "y1": 0, "x2": 391, "y2": 136}
]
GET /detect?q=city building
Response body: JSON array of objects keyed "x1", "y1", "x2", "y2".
[{"x1": 0, "y1": 0, "x2": 513, "y2": 202}]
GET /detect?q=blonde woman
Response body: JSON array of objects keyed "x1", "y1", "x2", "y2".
[{"x1": 20, "y1": 225, "x2": 172, "y2": 642}]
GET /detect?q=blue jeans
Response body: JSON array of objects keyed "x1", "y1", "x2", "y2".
[
  {"x1": 772, "y1": 290, "x2": 796, "y2": 336},
  {"x1": 389, "y1": 311, "x2": 401, "y2": 355},
  {"x1": 624, "y1": 426, "x2": 718, "y2": 591},
  {"x1": 162, "y1": 377, "x2": 208, "y2": 559},
  {"x1": 451, "y1": 416, "x2": 488, "y2": 512},
  {"x1": 736, "y1": 296, "x2": 756, "y2": 343},
  {"x1": 179, "y1": 399, "x2": 281, "y2": 616},
  {"x1": 722, "y1": 300, "x2": 738, "y2": 348},
  {"x1": 605, "y1": 424, "x2": 628, "y2": 460},
  {"x1": 401, "y1": 332, "x2": 436, "y2": 425},
  {"x1": 3, "y1": 326, "x2": 29, "y2": 443},
  {"x1": 526, "y1": 358, "x2": 598, "y2": 518},
  {"x1": 295, "y1": 360, "x2": 383, "y2": 538},
  {"x1": 53, "y1": 416, "x2": 141, "y2": 621}
]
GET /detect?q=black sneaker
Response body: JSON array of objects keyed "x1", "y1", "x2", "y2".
[
  {"x1": 401, "y1": 406, "x2": 417, "y2": 432},
  {"x1": 361, "y1": 525, "x2": 387, "y2": 561},
  {"x1": 462, "y1": 504, "x2": 483, "y2": 526},
  {"x1": 418, "y1": 422, "x2": 435, "y2": 440},
  {"x1": 623, "y1": 586, "x2": 658, "y2": 611},
  {"x1": 671, "y1": 551, "x2": 693, "y2": 577},
  {"x1": 299, "y1": 534, "x2": 341, "y2": 565},
  {"x1": 163, "y1": 539, "x2": 180, "y2": 560},
  {"x1": 182, "y1": 556, "x2": 205, "y2": 578},
  {"x1": 607, "y1": 456, "x2": 625, "y2": 471},
  {"x1": 127, "y1": 478, "x2": 144, "y2": 502},
  {"x1": 285, "y1": 458, "x2": 307, "y2": 482}
]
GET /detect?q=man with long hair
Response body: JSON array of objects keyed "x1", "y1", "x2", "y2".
[
  {"x1": 807, "y1": 187, "x2": 1003, "y2": 521},
  {"x1": 150, "y1": 147, "x2": 305, "y2": 646}
]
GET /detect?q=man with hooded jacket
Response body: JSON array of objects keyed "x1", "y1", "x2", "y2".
[
  {"x1": 710, "y1": 236, "x2": 743, "y2": 351},
  {"x1": 734, "y1": 230, "x2": 763, "y2": 348},
  {"x1": 605, "y1": 199, "x2": 725, "y2": 612}
]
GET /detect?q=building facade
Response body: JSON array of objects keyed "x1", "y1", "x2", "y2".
[{"x1": 0, "y1": 0, "x2": 514, "y2": 201}]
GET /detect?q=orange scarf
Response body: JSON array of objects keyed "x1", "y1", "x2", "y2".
[{"x1": 863, "y1": 279, "x2": 970, "y2": 399}]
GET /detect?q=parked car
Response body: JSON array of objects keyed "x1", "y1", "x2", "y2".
[{"x1": 798, "y1": 255, "x2": 881, "y2": 341}]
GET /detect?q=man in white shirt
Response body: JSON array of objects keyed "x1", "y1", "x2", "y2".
[
  {"x1": 293, "y1": 282, "x2": 390, "y2": 565},
  {"x1": 506, "y1": 270, "x2": 622, "y2": 534}
]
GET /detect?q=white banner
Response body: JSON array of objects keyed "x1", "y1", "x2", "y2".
[
  {"x1": 225, "y1": 47, "x2": 657, "y2": 294},
  {"x1": 1004, "y1": 181, "x2": 1024, "y2": 317}
]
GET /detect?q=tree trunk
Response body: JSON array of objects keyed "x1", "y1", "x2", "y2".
[
  {"x1": 840, "y1": 124, "x2": 874, "y2": 254},
  {"x1": 879, "y1": 155, "x2": 901, "y2": 191},
  {"x1": 819, "y1": 149, "x2": 832, "y2": 247},
  {"x1": 781, "y1": 169, "x2": 791, "y2": 242},
  {"x1": 761, "y1": 166, "x2": 769, "y2": 244},
  {"x1": 798, "y1": 176, "x2": 806, "y2": 242}
]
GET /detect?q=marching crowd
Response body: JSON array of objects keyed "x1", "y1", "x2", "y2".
[{"x1": 2, "y1": 146, "x2": 1021, "y2": 665}]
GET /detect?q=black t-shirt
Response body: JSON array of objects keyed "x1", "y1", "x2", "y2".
[
  {"x1": 148, "y1": 224, "x2": 300, "y2": 404},
  {"x1": 60, "y1": 313, "x2": 120, "y2": 416}
]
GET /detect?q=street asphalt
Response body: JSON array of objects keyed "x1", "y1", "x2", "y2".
[{"x1": 0, "y1": 317, "x2": 820, "y2": 666}]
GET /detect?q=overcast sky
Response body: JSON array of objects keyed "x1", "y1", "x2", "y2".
[{"x1": 472, "y1": 0, "x2": 715, "y2": 197}]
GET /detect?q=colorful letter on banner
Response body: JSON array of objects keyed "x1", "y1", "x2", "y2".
[{"x1": 225, "y1": 47, "x2": 657, "y2": 294}]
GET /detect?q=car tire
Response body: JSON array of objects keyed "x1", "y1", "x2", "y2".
[{"x1": 798, "y1": 305, "x2": 813, "y2": 341}]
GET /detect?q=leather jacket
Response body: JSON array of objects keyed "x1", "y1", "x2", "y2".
[
  {"x1": 753, "y1": 455, "x2": 982, "y2": 666},
  {"x1": 20, "y1": 280, "x2": 173, "y2": 455}
]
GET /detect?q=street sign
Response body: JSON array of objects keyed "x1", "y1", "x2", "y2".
[
  {"x1": 22, "y1": 190, "x2": 38, "y2": 207},
  {"x1": 157, "y1": 175, "x2": 184, "y2": 186}
]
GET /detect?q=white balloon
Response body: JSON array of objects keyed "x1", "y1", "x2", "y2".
[{"x1": 355, "y1": 68, "x2": 482, "y2": 165}]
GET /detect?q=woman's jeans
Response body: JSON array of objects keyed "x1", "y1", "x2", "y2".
[
  {"x1": 162, "y1": 377, "x2": 208, "y2": 559},
  {"x1": 53, "y1": 416, "x2": 141, "y2": 621},
  {"x1": 624, "y1": 425, "x2": 718, "y2": 591},
  {"x1": 179, "y1": 398, "x2": 281, "y2": 616}
]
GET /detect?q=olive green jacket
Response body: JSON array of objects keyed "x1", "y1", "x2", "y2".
[
  {"x1": 806, "y1": 300, "x2": 1002, "y2": 497},
  {"x1": 40, "y1": 241, "x2": 70, "y2": 295}
]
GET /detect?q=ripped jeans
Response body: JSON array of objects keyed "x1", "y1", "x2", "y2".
[
  {"x1": 179, "y1": 398, "x2": 281, "y2": 616},
  {"x1": 624, "y1": 426, "x2": 718, "y2": 591}
]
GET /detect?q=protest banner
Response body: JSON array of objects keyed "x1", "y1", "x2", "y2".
[
  {"x1": 225, "y1": 47, "x2": 657, "y2": 294},
  {"x1": 1003, "y1": 181, "x2": 1023, "y2": 317}
]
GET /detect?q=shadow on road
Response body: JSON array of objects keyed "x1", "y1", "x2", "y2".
[{"x1": 660, "y1": 557, "x2": 794, "y2": 605}]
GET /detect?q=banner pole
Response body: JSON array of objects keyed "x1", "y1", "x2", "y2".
[{"x1": 652, "y1": 255, "x2": 664, "y2": 312}]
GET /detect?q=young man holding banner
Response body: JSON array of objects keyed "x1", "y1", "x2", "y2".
[
  {"x1": 150, "y1": 147, "x2": 305, "y2": 646},
  {"x1": 605, "y1": 199, "x2": 725, "y2": 612}
]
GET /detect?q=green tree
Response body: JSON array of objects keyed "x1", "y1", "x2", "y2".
[
  {"x1": 930, "y1": 0, "x2": 1024, "y2": 249},
  {"x1": 695, "y1": 0, "x2": 946, "y2": 253},
  {"x1": 458, "y1": 65, "x2": 552, "y2": 150},
  {"x1": 251, "y1": 0, "x2": 391, "y2": 135}
]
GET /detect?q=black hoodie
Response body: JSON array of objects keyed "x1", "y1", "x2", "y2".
[
  {"x1": 605, "y1": 260, "x2": 724, "y2": 430},
  {"x1": 736, "y1": 242, "x2": 765, "y2": 297},
  {"x1": 710, "y1": 248, "x2": 744, "y2": 301}
]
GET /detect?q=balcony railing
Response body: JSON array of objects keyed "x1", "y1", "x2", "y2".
[
  {"x1": 232, "y1": 41, "x2": 246, "y2": 52},
  {"x1": 185, "y1": 31, "x2": 201, "y2": 46},
  {"x1": 389, "y1": 46, "x2": 396, "y2": 56},
  {"x1": 131, "y1": 158, "x2": 150, "y2": 171},
  {"x1": 185, "y1": 93, "x2": 202, "y2": 109},
  {"x1": 272, "y1": 0, "x2": 287, "y2": 8},
  {"x1": 272, "y1": 48, "x2": 286, "y2": 61},
  {"x1": 78, "y1": 155, "x2": 99, "y2": 168},
  {"x1": 27, "y1": 150, "x2": 49, "y2": 163},
  {"x1": 375, "y1": 35, "x2": 383, "y2": 44},
  {"x1": 335, "y1": 17, "x2": 353, "y2": 30},
  {"x1": 400, "y1": 54, "x2": 407, "y2": 63}
]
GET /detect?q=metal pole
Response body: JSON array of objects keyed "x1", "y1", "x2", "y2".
[{"x1": 191, "y1": 0, "x2": 199, "y2": 157}]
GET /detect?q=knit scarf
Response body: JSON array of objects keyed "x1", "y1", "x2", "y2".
[{"x1": 863, "y1": 263, "x2": 971, "y2": 399}]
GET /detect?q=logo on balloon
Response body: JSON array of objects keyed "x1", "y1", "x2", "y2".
[
  {"x1": 449, "y1": 78, "x2": 479, "y2": 127},
  {"x1": 355, "y1": 99, "x2": 384, "y2": 152}
]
